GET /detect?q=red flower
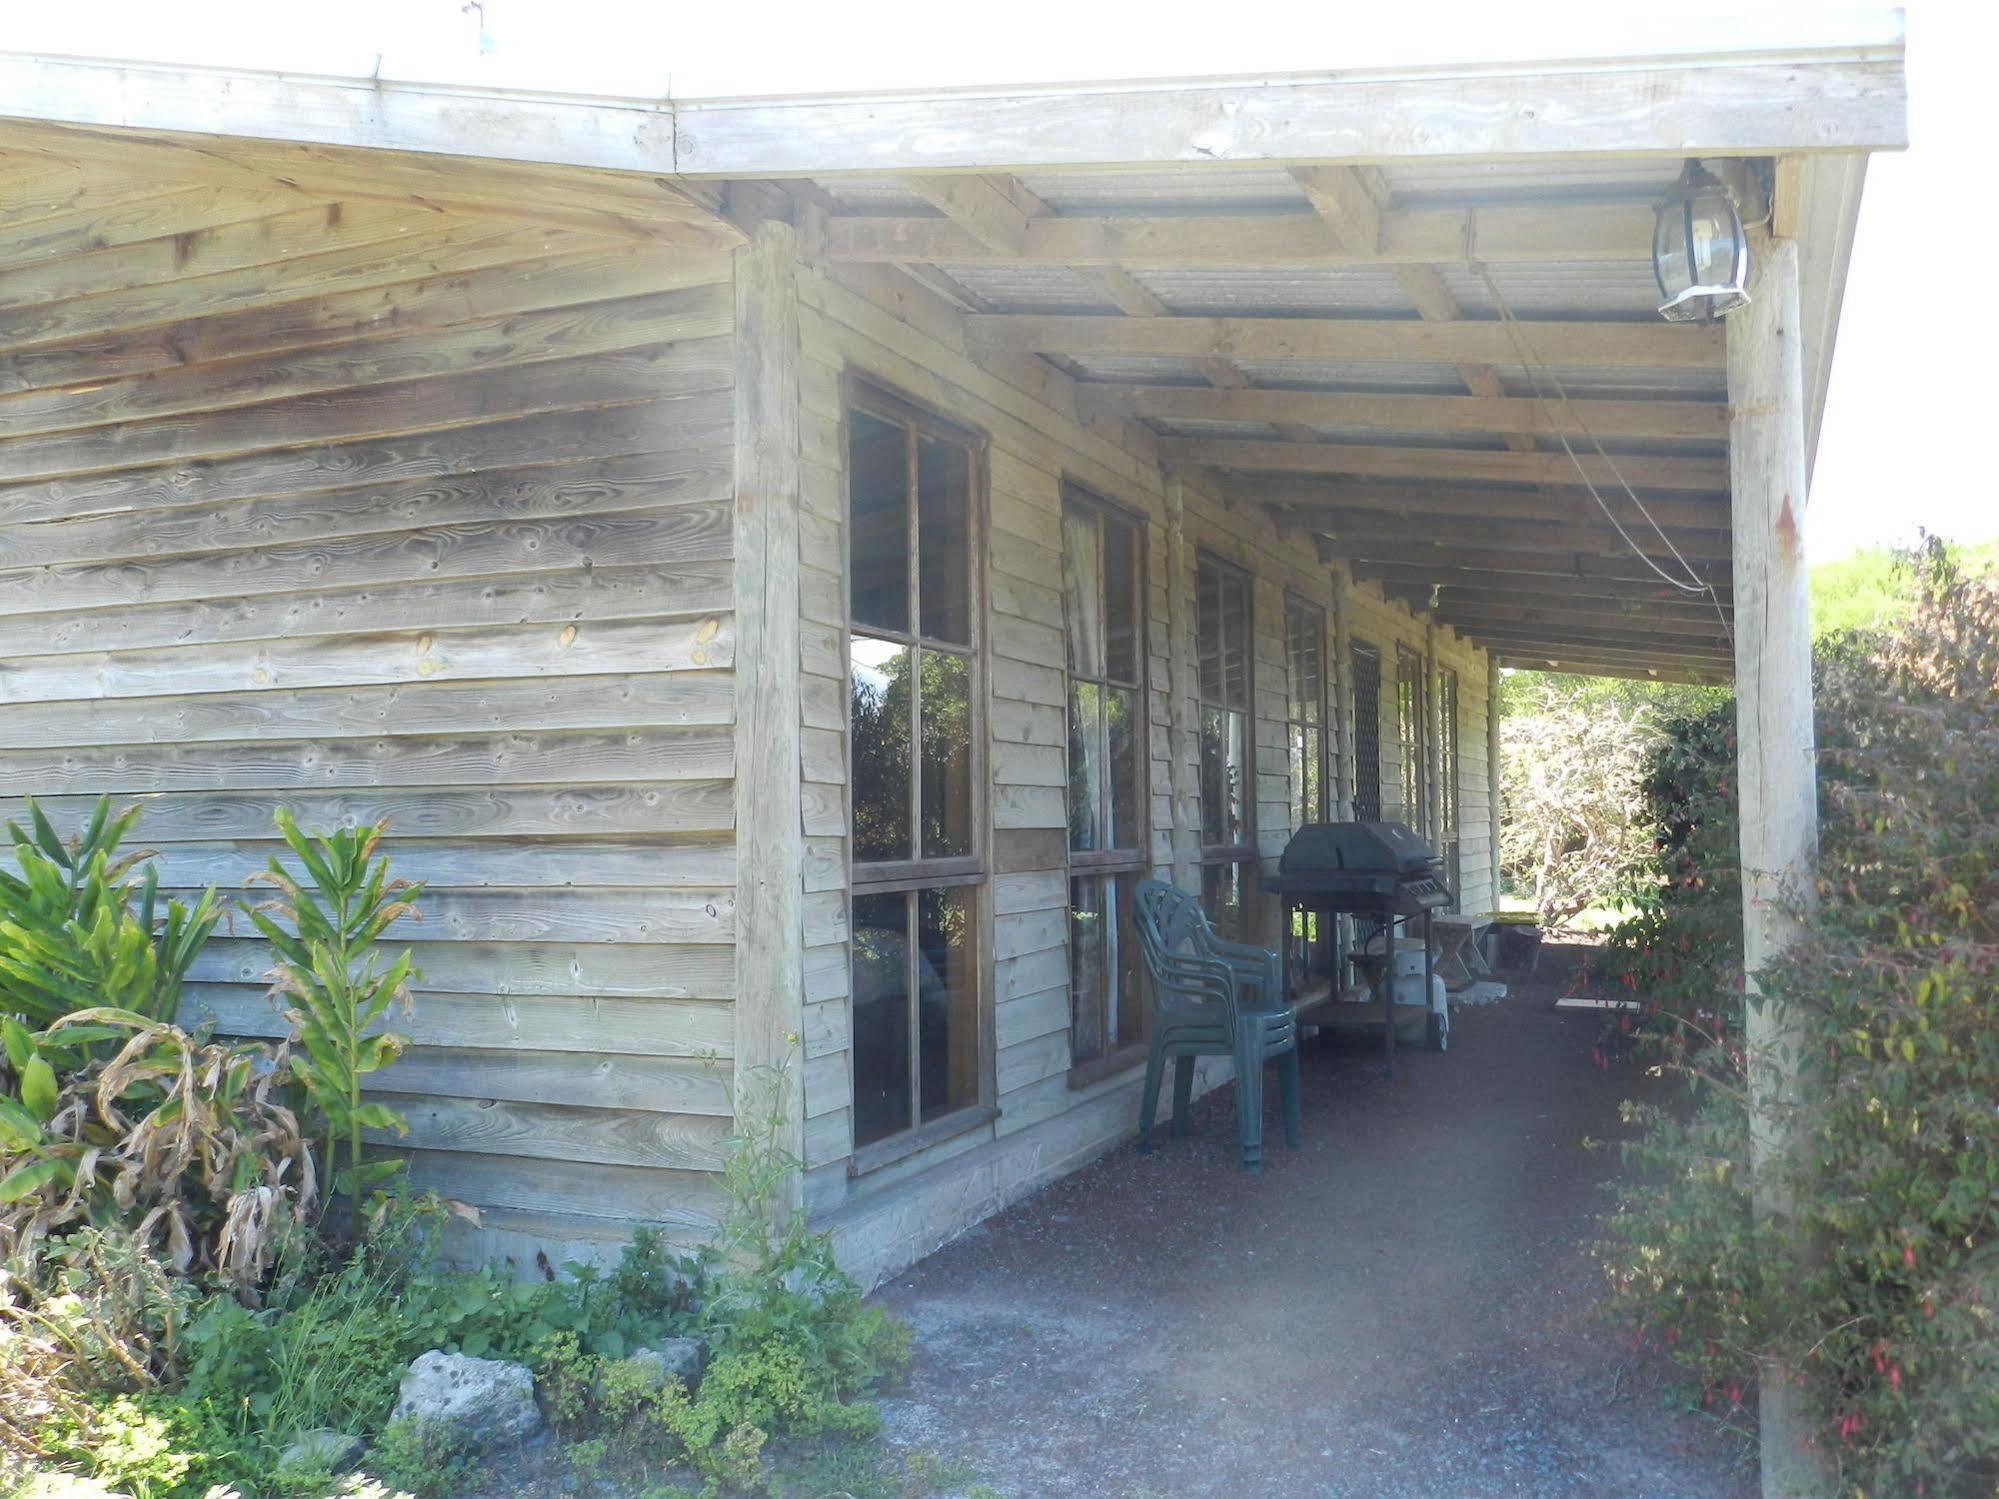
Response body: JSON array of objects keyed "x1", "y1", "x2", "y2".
[{"x1": 1904, "y1": 1242, "x2": 1917, "y2": 1269}]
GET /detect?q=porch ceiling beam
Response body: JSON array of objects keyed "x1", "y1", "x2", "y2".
[
  {"x1": 1468, "y1": 636, "x2": 1733, "y2": 670},
  {"x1": 1390, "y1": 579, "x2": 1732, "y2": 617},
  {"x1": 1428, "y1": 600, "x2": 1732, "y2": 640},
  {"x1": 1236, "y1": 476, "x2": 1729, "y2": 531},
  {"x1": 1455, "y1": 627, "x2": 1735, "y2": 663},
  {"x1": 1325, "y1": 538, "x2": 1731, "y2": 582},
  {"x1": 1283, "y1": 509, "x2": 1733, "y2": 563},
  {"x1": 826, "y1": 205, "x2": 1655, "y2": 267},
  {"x1": 963, "y1": 314, "x2": 1723, "y2": 369},
  {"x1": 1171, "y1": 438, "x2": 1729, "y2": 492},
  {"x1": 1494, "y1": 655, "x2": 1727, "y2": 685},
  {"x1": 1097, "y1": 383, "x2": 1729, "y2": 443}
]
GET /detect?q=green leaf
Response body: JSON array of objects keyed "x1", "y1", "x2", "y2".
[
  {"x1": 0, "y1": 1097, "x2": 43, "y2": 1151},
  {"x1": 19, "y1": 1056, "x2": 58, "y2": 1123},
  {"x1": 0, "y1": 1155, "x2": 69, "y2": 1202}
]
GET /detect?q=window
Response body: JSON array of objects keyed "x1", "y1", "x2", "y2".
[
  {"x1": 846, "y1": 386, "x2": 985, "y2": 1153},
  {"x1": 1284, "y1": 596, "x2": 1328, "y2": 828},
  {"x1": 1196, "y1": 554, "x2": 1255, "y2": 939},
  {"x1": 1397, "y1": 645, "x2": 1430, "y2": 837},
  {"x1": 1438, "y1": 667, "x2": 1462, "y2": 905},
  {"x1": 1062, "y1": 489, "x2": 1147, "y2": 1068},
  {"x1": 1284, "y1": 595, "x2": 1332, "y2": 987},
  {"x1": 1350, "y1": 641, "x2": 1382, "y2": 822}
]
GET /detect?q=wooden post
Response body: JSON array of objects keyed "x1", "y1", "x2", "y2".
[
  {"x1": 1726, "y1": 235, "x2": 1823, "y2": 1497},
  {"x1": 732, "y1": 220, "x2": 807, "y2": 1214},
  {"x1": 1164, "y1": 473, "x2": 1201, "y2": 893},
  {"x1": 1487, "y1": 653, "x2": 1502, "y2": 915}
]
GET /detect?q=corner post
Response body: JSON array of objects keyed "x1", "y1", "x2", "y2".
[
  {"x1": 733, "y1": 220, "x2": 807, "y2": 1214},
  {"x1": 1726, "y1": 235, "x2": 1823, "y2": 1497},
  {"x1": 1331, "y1": 564, "x2": 1354, "y2": 820}
]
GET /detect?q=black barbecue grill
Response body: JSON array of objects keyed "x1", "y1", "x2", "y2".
[{"x1": 1265, "y1": 821, "x2": 1454, "y2": 1074}]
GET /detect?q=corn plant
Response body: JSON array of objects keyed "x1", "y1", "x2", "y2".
[
  {"x1": 0, "y1": 797, "x2": 219, "y2": 1029},
  {"x1": 246, "y1": 810, "x2": 423, "y2": 1197}
]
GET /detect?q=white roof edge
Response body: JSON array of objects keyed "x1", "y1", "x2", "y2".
[{"x1": 0, "y1": 15, "x2": 1907, "y2": 179}]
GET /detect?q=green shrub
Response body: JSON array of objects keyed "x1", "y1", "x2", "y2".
[
  {"x1": 1599, "y1": 544, "x2": 1999, "y2": 1496},
  {"x1": 0, "y1": 799, "x2": 218, "y2": 1032},
  {"x1": 247, "y1": 810, "x2": 423, "y2": 1197}
]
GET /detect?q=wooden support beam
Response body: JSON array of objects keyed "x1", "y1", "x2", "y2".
[
  {"x1": 1468, "y1": 629, "x2": 1732, "y2": 663},
  {"x1": 825, "y1": 204, "x2": 1654, "y2": 268},
  {"x1": 905, "y1": 174, "x2": 1032, "y2": 254},
  {"x1": 1431, "y1": 600, "x2": 1732, "y2": 640},
  {"x1": 1327, "y1": 539, "x2": 1731, "y2": 583},
  {"x1": 1239, "y1": 476, "x2": 1729, "y2": 531},
  {"x1": 732, "y1": 220, "x2": 807, "y2": 1213},
  {"x1": 1402, "y1": 581, "x2": 1731, "y2": 619},
  {"x1": 966, "y1": 314, "x2": 1723, "y2": 369},
  {"x1": 1292, "y1": 511, "x2": 1733, "y2": 564},
  {"x1": 1495, "y1": 655, "x2": 1724, "y2": 685},
  {"x1": 1101, "y1": 384, "x2": 1729, "y2": 442},
  {"x1": 1727, "y1": 236, "x2": 1824, "y2": 1499},
  {"x1": 1289, "y1": 164, "x2": 1384, "y2": 251},
  {"x1": 1174, "y1": 438, "x2": 1729, "y2": 492},
  {"x1": 1350, "y1": 556, "x2": 1733, "y2": 598}
]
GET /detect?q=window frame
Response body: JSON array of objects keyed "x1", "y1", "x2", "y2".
[
  {"x1": 841, "y1": 375, "x2": 994, "y2": 1170},
  {"x1": 1396, "y1": 643, "x2": 1430, "y2": 837},
  {"x1": 1438, "y1": 665, "x2": 1462, "y2": 905},
  {"x1": 1283, "y1": 592, "x2": 1330, "y2": 830},
  {"x1": 1060, "y1": 484, "x2": 1151, "y2": 1079},
  {"x1": 1195, "y1": 551, "x2": 1257, "y2": 937}
]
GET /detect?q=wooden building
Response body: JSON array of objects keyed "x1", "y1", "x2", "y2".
[{"x1": 0, "y1": 21, "x2": 1903, "y2": 1292}]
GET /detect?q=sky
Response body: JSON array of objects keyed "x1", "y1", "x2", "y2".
[{"x1": 3, "y1": 0, "x2": 1983, "y2": 561}]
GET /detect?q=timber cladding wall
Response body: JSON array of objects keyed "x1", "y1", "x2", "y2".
[
  {"x1": 788, "y1": 252, "x2": 1495, "y2": 1273},
  {"x1": 0, "y1": 152, "x2": 742, "y2": 1258}
]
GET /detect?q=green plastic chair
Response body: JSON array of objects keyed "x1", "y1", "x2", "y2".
[{"x1": 1132, "y1": 879, "x2": 1301, "y2": 1172}]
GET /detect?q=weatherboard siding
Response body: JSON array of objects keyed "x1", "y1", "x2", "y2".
[{"x1": 0, "y1": 176, "x2": 741, "y2": 1257}]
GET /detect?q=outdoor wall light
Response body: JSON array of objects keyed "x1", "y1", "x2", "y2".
[{"x1": 1652, "y1": 160, "x2": 1751, "y2": 322}]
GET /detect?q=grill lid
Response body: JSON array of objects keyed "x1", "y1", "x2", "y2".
[{"x1": 1279, "y1": 821, "x2": 1440, "y2": 878}]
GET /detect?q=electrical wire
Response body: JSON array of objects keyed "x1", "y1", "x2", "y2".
[{"x1": 1472, "y1": 266, "x2": 1736, "y2": 649}]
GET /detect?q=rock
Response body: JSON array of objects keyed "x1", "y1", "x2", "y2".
[
  {"x1": 278, "y1": 1428, "x2": 365, "y2": 1474},
  {"x1": 626, "y1": 1337, "x2": 704, "y2": 1388},
  {"x1": 390, "y1": 1349, "x2": 543, "y2": 1451}
]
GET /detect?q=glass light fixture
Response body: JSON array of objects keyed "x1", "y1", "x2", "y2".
[{"x1": 1652, "y1": 160, "x2": 1750, "y2": 323}]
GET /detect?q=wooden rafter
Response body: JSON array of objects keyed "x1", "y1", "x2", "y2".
[
  {"x1": 965, "y1": 314, "x2": 1721, "y2": 368},
  {"x1": 1100, "y1": 385, "x2": 1727, "y2": 442},
  {"x1": 1236, "y1": 477, "x2": 1728, "y2": 531},
  {"x1": 1285, "y1": 510, "x2": 1732, "y2": 563},
  {"x1": 1171, "y1": 439, "x2": 1727, "y2": 492}
]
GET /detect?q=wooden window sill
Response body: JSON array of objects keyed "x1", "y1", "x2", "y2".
[
  {"x1": 1067, "y1": 1043, "x2": 1148, "y2": 1090},
  {"x1": 847, "y1": 1104, "x2": 999, "y2": 1179}
]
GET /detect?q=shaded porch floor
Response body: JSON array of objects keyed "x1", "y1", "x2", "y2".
[{"x1": 874, "y1": 947, "x2": 1753, "y2": 1498}]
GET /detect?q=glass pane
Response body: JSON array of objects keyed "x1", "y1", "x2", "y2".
[
  {"x1": 850, "y1": 637, "x2": 912, "y2": 863},
  {"x1": 848, "y1": 410, "x2": 909, "y2": 633},
  {"x1": 1069, "y1": 875, "x2": 1108, "y2": 1063},
  {"x1": 1061, "y1": 507, "x2": 1105, "y2": 678},
  {"x1": 1287, "y1": 600, "x2": 1323, "y2": 727},
  {"x1": 1196, "y1": 562, "x2": 1224, "y2": 705},
  {"x1": 1223, "y1": 572, "x2": 1251, "y2": 710},
  {"x1": 1200, "y1": 706, "x2": 1246, "y2": 848},
  {"x1": 1108, "y1": 686, "x2": 1139, "y2": 850},
  {"x1": 1109, "y1": 873, "x2": 1144, "y2": 1050},
  {"x1": 1067, "y1": 679, "x2": 1104, "y2": 852},
  {"x1": 917, "y1": 436, "x2": 971, "y2": 645},
  {"x1": 1103, "y1": 514, "x2": 1139, "y2": 685},
  {"x1": 851, "y1": 891, "x2": 912, "y2": 1146},
  {"x1": 920, "y1": 650, "x2": 974, "y2": 859},
  {"x1": 1301, "y1": 726, "x2": 1322, "y2": 824},
  {"x1": 916, "y1": 885, "x2": 979, "y2": 1122},
  {"x1": 1201, "y1": 861, "x2": 1243, "y2": 943}
]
